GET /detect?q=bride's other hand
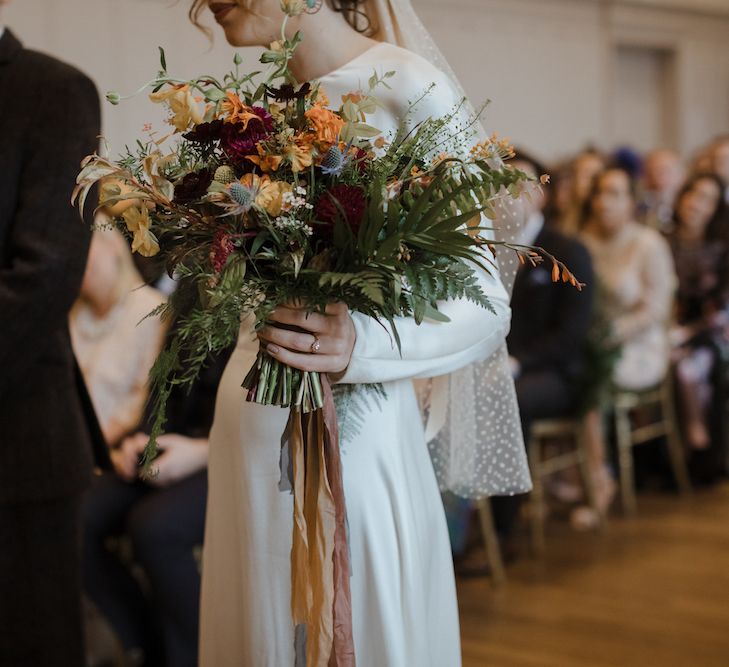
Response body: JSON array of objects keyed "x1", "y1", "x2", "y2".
[{"x1": 258, "y1": 302, "x2": 356, "y2": 375}]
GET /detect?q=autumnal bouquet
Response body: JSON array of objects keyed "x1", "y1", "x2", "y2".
[{"x1": 73, "y1": 9, "x2": 577, "y2": 665}]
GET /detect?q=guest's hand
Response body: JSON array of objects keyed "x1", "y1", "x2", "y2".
[
  {"x1": 257, "y1": 302, "x2": 356, "y2": 376},
  {"x1": 670, "y1": 325, "x2": 694, "y2": 348},
  {"x1": 111, "y1": 432, "x2": 148, "y2": 482},
  {"x1": 148, "y1": 434, "x2": 209, "y2": 488}
]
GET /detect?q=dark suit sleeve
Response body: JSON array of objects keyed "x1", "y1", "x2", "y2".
[
  {"x1": 515, "y1": 240, "x2": 595, "y2": 373},
  {"x1": 0, "y1": 70, "x2": 100, "y2": 399}
]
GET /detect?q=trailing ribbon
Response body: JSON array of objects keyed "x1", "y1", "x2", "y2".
[{"x1": 286, "y1": 374, "x2": 355, "y2": 667}]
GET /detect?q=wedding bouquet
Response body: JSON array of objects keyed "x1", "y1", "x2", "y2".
[{"x1": 73, "y1": 10, "x2": 579, "y2": 663}]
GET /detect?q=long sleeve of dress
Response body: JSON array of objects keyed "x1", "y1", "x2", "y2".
[
  {"x1": 333, "y1": 53, "x2": 513, "y2": 385},
  {"x1": 612, "y1": 232, "x2": 676, "y2": 344},
  {"x1": 337, "y1": 254, "x2": 511, "y2": 384}
]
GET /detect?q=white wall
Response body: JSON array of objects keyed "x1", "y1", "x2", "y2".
[
  {"x1": 418, "y1": 0, "x2": 729, "y2": 162},
  {"x1": 3, "y1": 0, "x2": 255, "y2": 153},
  {"x1": 4, "y1": 0, "x2": 728, "y2": 164}
]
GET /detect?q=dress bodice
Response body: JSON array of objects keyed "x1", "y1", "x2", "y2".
[{"x1": 318, "y1": 42, "x2": 467, "y2": 149}]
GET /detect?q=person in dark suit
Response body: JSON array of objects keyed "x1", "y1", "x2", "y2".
[
  {"x1": 0, "y1": 23, "x2": 102, "y2": 667},
  {"x1": 492, "y1": 151, "x2": 595, "y2": 547}
]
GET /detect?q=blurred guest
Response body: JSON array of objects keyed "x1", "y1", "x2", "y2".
[
  {"x1": 559, "y1": 149, "x2": 606, "y2": 235},
  {"x1": 82, "y1": 333, "x2": 232, "y2": 667},
  {"x1": 493, "y1": 151, "x2": 595, "y2": 549},
  {"x1": 71, "y1": 229, "x2": 167, "y2": 446},
  {"x1": 0, "y1": 17, "x2": 103, "y2": 667},
  {"x1": 668, "y1": 173, "x2": 729, "y2": 481},
  {"x1": 711, "y1": 136, "x2": 729, "y2": 202},
  {"x1": 582, "y1": 168, "x2": 677, "y2": 392},
  {"x1": 612, "y1": 146, "x2": 643, "y2": 183},
  {"x1": 578, "y1": 169, "x2": 677, "y2": 520},
  {"x1": 691, "y1": 144, "x2": 716, "y2": 176},
  {"x1": 639, "y1": 149, "x2": 685, "y2": 232}
]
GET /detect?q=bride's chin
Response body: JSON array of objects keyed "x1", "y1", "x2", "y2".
[{"x1": 221, "y1": 26, "x2": 259, "y2": 48}]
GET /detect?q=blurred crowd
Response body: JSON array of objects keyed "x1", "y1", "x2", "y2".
[{"x1": 470, "y1": 136, "x2": 729, "y2": 567}]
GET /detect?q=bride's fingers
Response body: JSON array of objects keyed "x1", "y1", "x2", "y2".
[
  {"x1": 324, "y1": 301, "x2": 348, "y2": 316},
  {"x1": 258, "y1": 326, "x2": 321, "y2": 354},
  {"x1": 268, "y1": 306, "x2": 328, "y2": 333},
  {"x1": 264, "y1": 344, "x2": 343, "y2": 374}
]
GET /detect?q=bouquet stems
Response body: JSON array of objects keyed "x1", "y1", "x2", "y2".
[{"x1": 242, "y1": 350, "x2": 324, "y2": 412}]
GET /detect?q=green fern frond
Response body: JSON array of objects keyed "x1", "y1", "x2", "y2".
[{"x1": 332, "y1": 383, "x2": 388, "y2": 445}]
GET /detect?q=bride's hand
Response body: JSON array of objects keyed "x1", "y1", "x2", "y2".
[{"x1": 257, "y1": 302, "x2": 356, "y2": 375}]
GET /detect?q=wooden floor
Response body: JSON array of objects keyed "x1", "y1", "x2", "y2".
[{"x1": 458, "y1": 482, "x2": 729, "y2": 667}]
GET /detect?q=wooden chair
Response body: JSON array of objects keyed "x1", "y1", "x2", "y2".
[
  {"x1": 613, "y1": 374, "x2": 691, "y2": 515},
  {"x1": 474, "y1": 496, "x2": 506, "y2": 586},
  {"x1": 527, "y1": 418, "x2": 600, "y2": 555}
]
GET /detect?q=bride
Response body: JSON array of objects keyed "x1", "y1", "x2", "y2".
[{"x1": 192, "y1": 1, "x2": 531, "y2": 665}]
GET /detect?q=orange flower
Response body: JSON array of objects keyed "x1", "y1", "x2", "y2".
[
  {"x1": 284, "y1": 136, "x2": 315, "y2": 173},
  {"x1": 410, "y1": 166, "x2": 434, "y2": 188},
  {"x1": 246, "y1": 144, "x2": 284, "y2": 173},
  {"x1": 341, "y1": 92, "x2": 364, "y2": 105},
  {"x1": 149, "y1": 84, "x2": 203, "y2": 132},
  {"x1": 305, "y1": 105, "x2": 344, "y2": 150},
  {"x1": 220, "y1": 91, "x2": 261, "y2": 129},
  {"x1": 315, "y1": 87, "x2": 331, "y2": 108},
  {"x1": 238, "y1": 174, "x2": 292, "y2": 216},
  {"x1": 122, "y1": 206, "x2": 160, "y2": 257}
]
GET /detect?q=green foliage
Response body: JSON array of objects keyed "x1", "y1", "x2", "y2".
[{"x1": 332, "y1": 383, "x2": 388, "y2": 445}]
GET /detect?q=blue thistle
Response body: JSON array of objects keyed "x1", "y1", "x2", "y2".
[
  {"x1": 228, "y1": 182, "x2": 255, "y2": 212},
  {"x1": 320, "y1": 143, "x2": 352, "y2": 177}
]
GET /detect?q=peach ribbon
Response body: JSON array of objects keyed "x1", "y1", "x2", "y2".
[{"x1": 287, "y1": 375, "x2": 355, "y2": 667}]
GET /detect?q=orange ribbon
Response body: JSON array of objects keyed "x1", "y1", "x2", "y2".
[{"x1": 287, "y1": 375, "x2": 355, "y2": 667}]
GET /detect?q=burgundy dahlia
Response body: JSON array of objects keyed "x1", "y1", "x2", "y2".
[
  {"x1": 183, "y1": 119, "x2": 225, "y2": 143},
  {"x1": 210, "y1": 228, "x2": 234, "y2": 273},
  {"x1": 315, "y1": 184, "x2": 367, "y2": 235},
  {"x1": 221, "y1": 107, "x2": 274, "y2": 164},
  {"x1": 174, "y1": 168, "x2": 214, "y2": 203}
]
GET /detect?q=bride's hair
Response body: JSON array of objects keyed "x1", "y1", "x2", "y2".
[{"x1": 189, "y1": 0, "x2": 373, "y2": 36}]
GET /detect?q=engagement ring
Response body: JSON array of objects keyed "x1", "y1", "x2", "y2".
[{"x1": 310, "y1": 337, "x2": 321, "y2": 354}]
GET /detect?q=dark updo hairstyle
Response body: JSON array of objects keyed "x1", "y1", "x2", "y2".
[
  {"x1": 579, "y1": 166, "x2": 637, "y2": 230},
  {"x1": 189, "y1": 0, "x2": 374, "y2": 37},
  {"x1": 674, "y1": 172, "x2": 729, "y2": 243}
]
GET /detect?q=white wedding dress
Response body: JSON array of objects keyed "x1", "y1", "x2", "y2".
[{"x1": 199, "y1": 43, "x2": 512, "y2": 667}]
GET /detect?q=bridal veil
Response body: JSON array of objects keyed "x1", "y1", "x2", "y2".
[{"x1": 363, "y1": 0, "x2": 533, "y2": 497}]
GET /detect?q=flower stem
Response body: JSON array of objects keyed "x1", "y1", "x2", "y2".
[{"x1": 242, "y1": 350, "x2": 324, "y2": 412}]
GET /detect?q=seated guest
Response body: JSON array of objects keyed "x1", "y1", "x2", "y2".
[
  {"x1": 491, "y1": 151, "x2": 595, "y2": 547},
  {"x1": 668, "y1": 173, "x2": 729, "y2": 481},
  {"x1": 71, "y1": 229, "x2": 167, "y2": 446},
  {"x1": 638, "y1": 149, "x2": 685, "y2": 232},
  {"x1": 559, "y1": 149, "x2": 606, "y2": 235},
  {"x1": 82, "y1": 310, "x2": 233, "y2": 667},
  {"x1": 578, "y1": 168, "x2": 677, "y2": 517},
  {"x1": 581, "y1": 168, "x2": 677, "y2": 393}
]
